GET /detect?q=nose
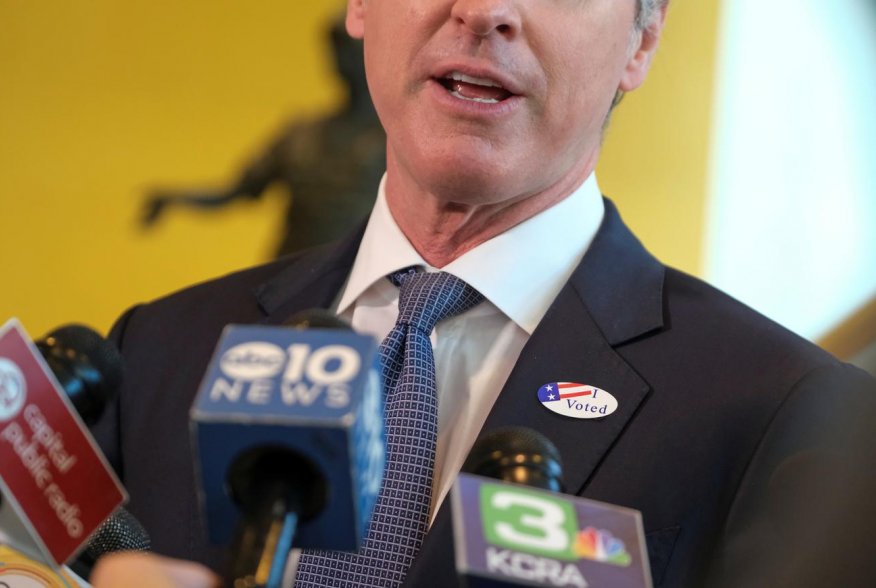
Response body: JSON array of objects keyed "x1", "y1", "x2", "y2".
[{"x1": 451, "y1": 0, "x2": 521, "y2": 38}]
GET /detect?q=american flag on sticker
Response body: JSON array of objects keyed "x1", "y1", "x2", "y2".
[{"x1": 538, "y1": 382, "x2": 593, "y2": 403}]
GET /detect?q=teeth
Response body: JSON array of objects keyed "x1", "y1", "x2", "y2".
[
  {"x1": 447, "y1": 71, "x2": 503, "y2": 88},
  {"x1": 449, "y1": 90, "x2": 500, "y2": 104}
]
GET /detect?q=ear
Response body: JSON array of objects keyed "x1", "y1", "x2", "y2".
[
  {"x1": 619, "y1": 3, "x2": 668, "y2": 92},
  {"x1": 346, "y1": 0, "x2": 366, "y2": 39}
]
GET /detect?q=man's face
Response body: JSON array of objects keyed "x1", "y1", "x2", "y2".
[{"x1": 347, "y1": 0, "x2": 662, "y2": 206}]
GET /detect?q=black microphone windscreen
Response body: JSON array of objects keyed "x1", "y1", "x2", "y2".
[
  {"x1": 284, "y1": 309, "x2": 352, "y2": 330},
  {"x1": 463, "y1": 426, "x2": 565, "y2": 492},
  {"x1": 84, "y1": 508, "x2": 150, "y2": 560},
  {"x1": 36, "y1": 324, "x2": 124, "y2": 423},
  {"x1": 44, "y1": 324, "x2": 124, "y2": 392}
]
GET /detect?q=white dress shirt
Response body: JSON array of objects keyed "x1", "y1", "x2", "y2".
[{"x1": 334, "y1": 173, "x2": 605, "y2": 520}]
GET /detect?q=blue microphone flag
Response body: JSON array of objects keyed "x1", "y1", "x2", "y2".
[
  {"x1": 190, "y1": 324, "x2": 385, "y2": 550},
  {"x1": 452, "y1": 473, "x2": 652, "y2": 587}
]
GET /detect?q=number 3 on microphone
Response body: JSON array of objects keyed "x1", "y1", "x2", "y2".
[{"x1": 480, "y1": 485, "x2": 579, "y2": 561}]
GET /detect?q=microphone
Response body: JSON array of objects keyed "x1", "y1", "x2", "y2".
[
  {"x1": 69, "y1": 507, "x2": 151, "y2": 579},
  {"x1": 32, "y1": 325, "x2": 151, "y2": 577},
  {"x1": 283, "y1": 309, "x2": 352, "y2": 330},
  {"x1": 462, "y1": 427, "x2": 564, "y2": 492},
  {"x1": 0, "y1": 318, "x2": 127, "y2": 579},
  {"x1": 1, "y1": 322, "x2": 149, "y2": 584},
  {"x1": 190, "y1": 310, "x2": 385, "y2": 588},
  {"x1": 453, "y1": 427, "x2": 653, "y2": 587},
  {"x1": 34, "y1": 324, "x2": 124, "y2": 426}
]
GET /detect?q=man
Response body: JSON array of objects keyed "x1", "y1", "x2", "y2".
[{"x1": 92, "y1": 0, "x2": 875, "y2": 586}]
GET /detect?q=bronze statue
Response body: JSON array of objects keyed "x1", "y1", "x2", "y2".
[{"x1": 141, "y1": 17, "x2": 386, "y2": 258}]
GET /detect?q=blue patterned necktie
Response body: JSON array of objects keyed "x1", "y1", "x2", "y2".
[{"x1": 295, "y1": 268, "x2": 483, "y2": 587}]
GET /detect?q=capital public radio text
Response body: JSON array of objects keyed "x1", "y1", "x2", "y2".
[{"x1": 1, "y1": 404, "x2": 84, "y2": 538}]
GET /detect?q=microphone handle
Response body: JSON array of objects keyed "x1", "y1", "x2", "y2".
[{"x1": 226, "y1": 485, "x2": 300, "y2": 588}]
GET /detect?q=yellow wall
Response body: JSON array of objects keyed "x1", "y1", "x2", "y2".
[
  {"x1": 0, "y1": 1, "x2": 720, "y2": 337},
  {"x1": 599, "y1": 0, "x2": 721, "y2": 275}
]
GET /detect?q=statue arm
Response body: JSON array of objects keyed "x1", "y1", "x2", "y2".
[{"x1": 140, "y1": 144, "x2": 285, "y2": 227}]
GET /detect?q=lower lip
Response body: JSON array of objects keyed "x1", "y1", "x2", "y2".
[{"x1": 426, "y1": 79, "x2": 523, "y2": 118}]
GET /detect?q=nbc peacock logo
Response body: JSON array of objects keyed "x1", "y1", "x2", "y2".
[{"x1": 573, "y1": 526, "x2": 632, "y2": 566}]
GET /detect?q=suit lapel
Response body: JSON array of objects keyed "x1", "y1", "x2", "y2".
[
  {"x1": 475, "y1": 199, "x2": 665, "y2": 495},
  {"x1": 407, "y1": 200, "x2": 667, "y2": 586},
  {"x1": 253, "y1": 223, "x2": 366, "y2": 323},
  {"x1": 478, "y1": 281, "x2": 652, "y2": 495}
]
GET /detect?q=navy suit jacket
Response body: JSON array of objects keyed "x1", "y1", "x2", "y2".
[{"x1": 92, "y1": 199, "x2": 875, "y2": 587}]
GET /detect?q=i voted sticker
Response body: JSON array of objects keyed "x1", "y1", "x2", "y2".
[{"x1": 537, "y1": 382, "x2": 617, "y2": 419}]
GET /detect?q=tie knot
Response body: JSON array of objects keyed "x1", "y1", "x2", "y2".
[{"x1": 390, "y1": 269, "x2": 483, "y2": 333}]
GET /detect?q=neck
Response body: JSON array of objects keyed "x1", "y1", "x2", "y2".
[{"x1": 384, "y1": 153, "x2": 598, "y2": 268}]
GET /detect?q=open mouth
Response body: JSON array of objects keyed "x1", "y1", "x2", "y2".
[{"x1": 436, "y1": 71, "x2": 515, "y2": 104}]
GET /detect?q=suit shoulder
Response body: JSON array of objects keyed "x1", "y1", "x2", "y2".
[
  {"x1": 109, "y1": 240, "x2": 345, "y2": 346},
  {"x1": 660, "y1": 266, "x2": 840, "y2": 375},
  {"x1": 153, "y1": 255, "x2": 296, "y2": 309},
  {"x1": 137, "y1": 237, "x2": 348, "y2": 316}
]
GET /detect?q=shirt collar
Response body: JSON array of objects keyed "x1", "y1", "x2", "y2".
[{"x1": 336, "y1": 173, "x2": 604, "y2": 334}]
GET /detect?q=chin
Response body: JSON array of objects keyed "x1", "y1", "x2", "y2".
[
  {"x1": 428, "y1": 166, "x2": 524, "y2": 205},
  {"x1": 409, "y1": 142, "x2": 530, "y2": 205}
]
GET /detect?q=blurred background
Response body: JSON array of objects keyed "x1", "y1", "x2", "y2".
[{"x1": 1, "y1": 0, "x2": 874, "y2": 373}]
